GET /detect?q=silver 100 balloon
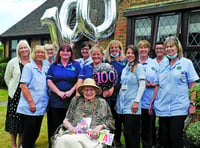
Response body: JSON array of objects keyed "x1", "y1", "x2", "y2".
[{"x1": 40, "y1": 0, "x2": 119, "y2": 47}]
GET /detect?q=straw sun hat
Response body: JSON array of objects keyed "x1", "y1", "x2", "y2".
[{"x1": 77, "y1": 78, "x2": 102, "y2": 95}]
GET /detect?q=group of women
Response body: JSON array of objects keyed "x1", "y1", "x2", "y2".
[{"x1": 4, "y1": 37, "x2": 199, "y2": 148}]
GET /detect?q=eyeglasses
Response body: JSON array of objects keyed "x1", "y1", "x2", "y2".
[{"x1": 155, "y1": 48, "x2": 164, "y2": 50}]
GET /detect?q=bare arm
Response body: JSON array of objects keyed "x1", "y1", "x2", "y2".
[
  {"x1": 63, "y1": 118, "x2": 76, "y2": 133},
  {"x1": 146, "y1": 80, "x2": 157, "y2": 88},
  {"x1": 189, "y1": 81, "x2": 196, "y2": 115},
  {"x1": 20, "y1": 83, "x2": 36, "y2": 112},
  {"x1": 148, "y1": 84, "x2": 159, "y2": 115}
]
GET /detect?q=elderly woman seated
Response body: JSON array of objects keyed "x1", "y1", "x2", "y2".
[{"x1": 54, "y1": 78, "x2": 115, "y2": 148}]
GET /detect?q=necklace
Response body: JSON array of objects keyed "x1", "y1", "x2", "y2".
[{"x1": 82, "y1": 98, "x2": 97, "y2": 117}]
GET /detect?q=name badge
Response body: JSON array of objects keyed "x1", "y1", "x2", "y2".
[{"x1": 121, "y1": 84, "x2": 128, "y2": 90}]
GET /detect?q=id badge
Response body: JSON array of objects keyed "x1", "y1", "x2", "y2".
[{"x1": 121, "y1": 84, "x2": 128, "y2": 90}]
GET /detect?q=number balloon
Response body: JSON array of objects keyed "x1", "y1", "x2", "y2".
[
  {"x1": 40, "y1": 7, "x2": 63, "y2": 48},
  {"x1": 59, "y1": 0, "x2": 83, "y2": 43},
  {"x1": 41, "y1": 0, "x2": 118, "y2": 44},
  {"x1": 76, "y1": 0, "x2": 118, "y2": 43},
  {"x1": 92, "y1": 63, "x2": 118, "y2": 90}
]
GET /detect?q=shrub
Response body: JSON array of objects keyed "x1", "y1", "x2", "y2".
[
  {"x1": 0, "y1": 63, "x2": 7, "y2": 88},
  {"x1": 189, "y1": 85, "x2": 200, "y2": 113},
  {"x1": 185, "y1": 120, "x2": 200, "y2": 146},
  {"x1": 0, "y1": 57, "x2": 9, "y2": 63}
]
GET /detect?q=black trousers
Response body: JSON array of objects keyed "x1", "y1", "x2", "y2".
[
  {"x1": 47, "y1": 108, "x2": 67, "y2": 147},
  {"x1": 120, "y1": 114, "x2": 141, "y2": 148},
  {"x1": 159, "y1": 116, "x2": 186, "y2": 148},
  {"x1": 22, "y1": 114, "x2": 43, "y2": 148},
  {"x1": 141, "y1": 108, "x2": 153, "y2": 148}
]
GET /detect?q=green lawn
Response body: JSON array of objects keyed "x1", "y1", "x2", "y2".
[
  {"x1": 0, "y1": 89, "x2": 49, "y2": 148},
  {"x1": 0, "y1": 88, "x2": 8, "y2": 102},
  {"x1": 0, "y1": 89, "x2": 125, "y2": 148},
  {"x1": 0, "y1": 106, "x2": 49, "y2": 148}
]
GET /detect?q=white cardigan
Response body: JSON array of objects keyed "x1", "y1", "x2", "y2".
[{"x1": 4, "y1": 57, "x2": 21, "y2": 98}]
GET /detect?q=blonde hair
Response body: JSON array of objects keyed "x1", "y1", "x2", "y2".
[
  {"x1": 44, "y1": 43, "x2": 55, "y2": 51},
  {"x1": 90, "y1": 45, "x2": 104, "y2": 55},
  {"x1": 164, "y1": 37, "x2": 183, "y2": 58},
  {"x1": 31, "y1": 45, "x2": 48, "y2": 60},
  {"x1": 105, "y1": 40, "x2": 125, "y2": 62},
  {"x1": 137, "y1": 40, "x2": 151, "y2": 49}
]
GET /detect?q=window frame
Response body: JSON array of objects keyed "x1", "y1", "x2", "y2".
[{"x1": 124, "y1": 1, "x2": 200, "y2": 51}]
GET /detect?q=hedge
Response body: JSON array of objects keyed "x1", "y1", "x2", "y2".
[{"x1": 0, "y1": 63, "x2": 7, "y2": 88}]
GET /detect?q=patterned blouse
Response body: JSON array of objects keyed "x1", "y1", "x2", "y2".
[{"x1": 65, "y1": 96, "x2": 115, "y2": 131}]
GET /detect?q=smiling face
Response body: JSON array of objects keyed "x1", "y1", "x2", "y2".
[
  {"x1": 59, "y1": 48, "x2": 71, "y2": 61},
  {"x1": 109, "y1": 45, "x2": 120, "y2": 57},
  {"x1": 35, "y1": 50, "x2": 45, "y2": 62},
  {"x1": 155, "y1": 44, "x2": 165, "y2": 58},
  {"x1": 46, "y1": 48, "x2": 55, "y2": 59},
  {"x1": 165, "y1": 43, "x2": 178, "y2": 57},
  {"x1": 82, "y1": 86, "x2": 97, "y2": 101},
  {"x1": 126, "y1": 48, "x2": 135, "y2": 63},
  {"x1": 81, "y1": 46, "x2": 90, "y2": 59},
  {"x1": 91, "y1": 49, "x2": 104, "y2": 65},
  {"x1": 18, "y1": 42, "x2": 30, "y2": 58},
  {"x1": 138, "y1": 45, "x2": 150, "y2": 58}
]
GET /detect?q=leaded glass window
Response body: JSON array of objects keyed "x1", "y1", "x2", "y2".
[
  {"x1": 187, "y1": 10, "x2": 200, "y2": 46},
  {"x1": 157, "y1": 14, "x2": 179, "y2": 42},
  {"x1": 134, "y1": 17, "x2": 151, "y2": 45}
]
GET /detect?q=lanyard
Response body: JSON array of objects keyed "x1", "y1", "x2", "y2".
[{"x1": 122, "y1": 62, "x2": 134, "y2": 84}]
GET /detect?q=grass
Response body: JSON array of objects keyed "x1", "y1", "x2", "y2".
[
  {"x1": 0, "y1": 88, "x2": 49, "y2": 148},
  {"x1": 0, "y1": 88, "x2": 8, "y2": 102},
  {"x1": 0, "y1": 106, "x2": 49, "y2": 148},
  {"x1": 0, "y1": 88, "x2": 125, "y2": 148}
]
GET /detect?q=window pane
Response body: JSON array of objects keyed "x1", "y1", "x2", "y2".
[
  {"x1": 187, "y1": 10, "x2": 200, "y2": 46},
  {"x1": 11, "y1": 40, "x2": 18, "y2": 49},
  {"x1": 11, "y1": 51, "x2": 16, "y2": 58},
  {"x1": 134, "y1": 18, "x2": 151, "y2": 44},
  {"x1": 157, "y1": 14, "x2": 179, "y2": 42},
  {"x1": 10, "y1": 40, "x2": 18, "y2": 58},
  {"x1": 42, "y1": 40, "x2": 49, "y2": 45},
  {"x1": 184, "y1": 51, "x2": 200, "y2": 80}
]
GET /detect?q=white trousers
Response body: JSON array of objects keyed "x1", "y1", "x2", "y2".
[{"x1": 54, "y1": 134, "x2": 103, "y2": 148}]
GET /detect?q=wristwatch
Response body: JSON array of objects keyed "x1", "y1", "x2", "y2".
[{"x1": 190, "y1": 102, "x2": 196, "y2": 106}]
